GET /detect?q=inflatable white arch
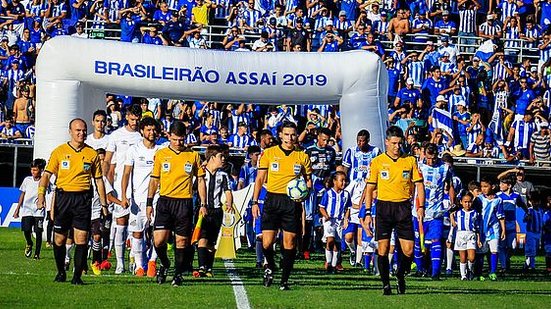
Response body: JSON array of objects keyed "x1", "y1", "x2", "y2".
[{"x1": 34, "y1": 36, "x2": 388, "y2": 159}]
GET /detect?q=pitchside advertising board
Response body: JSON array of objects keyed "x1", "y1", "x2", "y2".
[{"x1": 0, "y1": 187, "x2": 21, "y2": 228}]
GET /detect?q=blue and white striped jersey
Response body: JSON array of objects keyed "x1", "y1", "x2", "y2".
[
  {"x1": 492, "y1": 61, "x2": 511, "y2": 82},
  {"x1": 455, "y1": 208, "x2": 479, "y2": 232},
  {"x1": 474, "y1": 194, "x2": 504, "y2": 240},
  {"x1": 479, "y1": 22, "x2": 501, "y2": 37},
  {"x1": 499, "y1": 1, "x2": 517, "y2": 24},
  {"x1": 539, "y1": 43, "x2": 551, "y2": 63},
  {"x1": 229, "y1": 134, "x2": 257, "y2": 149},
  {"x1": 185, "y1": 132, "x2": 198, "y2": 145},
  {"x1": 243, "y1": 8, "x2": 262, "y2": 26},
  {"x1": 504, "y1": 25, "x2": 520, "y2": 48},
  {"x1": 419, "y1": 160, "x2": 452, "y2": 220},
  {"x1": 238, "y1": 161, "x2": 257, "y2": 187},
  {"x1": 342, "y1": 145, "x2": 382, "y2": 181},
  {"x1": 467, "y1": 122, "x2": 482, "y2": 146},
  {"x1": 511, "y1": 119, "x2": 536, "y2": 149},
  {"x1": 319, "y1": 188, "x2": 351, "y2": 220},
  {"x1": 407, "y1": 61, "x2": 425, "y2": 87},
  {"x1": 458, "y1": 7, "x2": 477, "y2": 33},
  {"x1": 524, "y1": 26, "x2": 540, "y2": 49}
]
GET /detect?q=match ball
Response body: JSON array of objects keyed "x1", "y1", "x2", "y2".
[{"x1": 287, "y1": 178, "x2": 309, "y2": 202}]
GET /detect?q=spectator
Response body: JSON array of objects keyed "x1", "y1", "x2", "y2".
[
  {"x1": 286, "y1": 18, "x2": 311, "y2": 52},
  {"x1": 529, "y1": 122, "x2": 551, "y2": 162},
  {"x1": 228, "y1": 122, "x2": 256, "y2": 149},
  {"x1": 434, "y1": 10, "x2": 457, "y2": 36},
  {"x1": 507, "y1": 112, "x2": 536, "y2": 159},
  {"x1": 0, "y1": 117, "x2": 22, "y2": 139},
  {"x1": 479, "y1": 14, "x2": 502, "y2": 40},
  {"x1": 12, "y1": 86, "x2": 33, "y2": 132},
  {"x1": 191, "y1": 0, "x2": 215, "y2": 28},
  {"x1": 153, "y1": 1, "x2": 171, "y2": 25},
  {"x1": 252, "y1": 32, "x2": 275, "y2": 52}
]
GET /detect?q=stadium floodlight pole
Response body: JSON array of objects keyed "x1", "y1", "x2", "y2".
[{"x1": 34, "y1": 36, "x2": 388, "y2": 159}]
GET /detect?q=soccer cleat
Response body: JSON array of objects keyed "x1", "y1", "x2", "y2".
[
  {"x1": 279, "y1": 282, "x2": 290, "y2": 291},
  {"x1": 91, "y1": 262, "x2": 102, "y2": 276},
  {"x1": 129, "y1": 256, "x2": 136, "y2": 274},
  {"x1": 479, "y1": 276, "x2": 486, "y2": 281},
  {"x1": 33, "y1": 254, "x2": 40, "y2": 260},
  {"x1": 303, "y1": 251, "x2": 310, "y2": 260},
  {"x1": 349, "y1": 252, "x2": 356, "y2": 266},
  {"x1": 46, "y1": 242, "x2": 52, "y2": 248},
  {"x1": 64, "y1": 258, "x2": 71, "y2": 271},
  {"x1": 100, "y1": 260, "x2": 112, "y2": 271},
  {"x1": 467, "y1": 270, "x2": 474, "y2": 281},
  {"x1": 193, "y1": 267, "x2": 206, "y2": 278},
  {"x1": 263, "y1": 268, "x2": 273, "y2": 287},
  {"x1": 147, "y1": 261, "x2": 157, "y2": 278},
  {"x1": 71, "y1": 277, "x2": 85, "y2": 285},
  {"x1": 171, "y1": 274, "x2": 183, "y2": 287},
  {"x1": 135, "y1": 268, "x2": 145, "y2": 277},
  {"x1": 489, "y1": 273, "x2": 497, "y2": 281},
  {"x1": 335, "y1": 264, "x2": 344, "y2": 272},
  {"x1": 157, "y1": 266, "x2": 169, "y2": 284},
  {"x1": 461, "y1": 276, "x2": 468, "y2": 281},
  {"x1": 445, "y1": 269, "x2": 453, "y2": 276},
  {"x1": 192, "y1": 270, "x2": 201, "y2": 278},
  {"x1": 25, "y1": 245, "x2": 33, "y2": 258},
  {"x1": 206, "y1": 269, "x2": 213, "y2": 278},
  {"x1": 326, "y1": 266, "x2": 333, "y2": 274},
  {"x1": 54, "y1": 272, "x2": 66, "y2": 282},
  {"x1": 167, "y1": 243, "x2": 173, "y2": 252},
  {"x1": 256, "y1": 262, "x2": 263, "y2": 269},
  {"x1": 396, "y1": 277, "x2": 406, "y2": 294},
  {"x1": 383, "y1": 285, "x2": 392, "y2": 296}
]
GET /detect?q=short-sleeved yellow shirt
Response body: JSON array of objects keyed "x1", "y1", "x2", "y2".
[
  {"x1": 151, "y1": 147, "x2": 205, "y2": 199},
  {"x1": 366, "y1": 153, "x2": 423, "y2": 202},
  {"x1": 45, "y1": 143, "x2": 102, "y2": 192},
  {"x1": 192, "y1": 5, "x2": 210, "y2": 26},
  {"x1": 258, "y1": 145, "x2": 312, "y2": 194}
]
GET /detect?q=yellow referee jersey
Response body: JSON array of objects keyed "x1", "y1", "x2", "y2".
[
  {"x1": 151, "y1": 147, "x2": 205, "y2": 199},
  {"x1": 258, "y1": 145, "x2": 312, "y2": 194},
  {"x1": 45, "y1": 143, "x2": 102, "y2": 192},
  {"x1": 366, "y1": 153, "x2": 423, "y2": 202}
]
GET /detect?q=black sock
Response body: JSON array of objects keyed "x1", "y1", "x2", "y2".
[
  {"x1": 378, "y1": 254, "x2": 390, "y2": 287},
  {"x1": 263, "y1": 246, "x2": 275, "y2": 270},
  {"x1": 53, "y1": 243, "x2": 66, "y2": 273},
  {"x1": 198, "y1": 247, "x2": 208, "y2": 269},
  {"x1": 174, "y1": 248, "x2": 186, "y2": 276},
  {"x1": 73, "y1": 244, "x2": 87, "y2": 279},
  {"x1": 281, "y1": 248, "x2": 296, "y2": 284},
  {"x1": 474, "y1": 253, "x2": 484, "y2": 277},
  {"x1": 155, "y1": 243, "x2": 171, "y2": 269},
  {"x1": 35, "y1": 231, "x2": 42, "y2": 256},
  {"x1": 397, "y1": 253, "x2": 412, "y2": 279},
  {"x1": 24, "y1": 231, "x2": 33, "y2": 246},
  {"x1": 46, "y1": 220, "x2": 53, "y2": 243},
  {"x1": 184, "y1": 246, "x2": 195, "y2": 272}
]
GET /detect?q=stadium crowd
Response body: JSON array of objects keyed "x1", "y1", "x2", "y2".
[{"x1": 0, "y1": 0, "x2": 551, "y2": 163}]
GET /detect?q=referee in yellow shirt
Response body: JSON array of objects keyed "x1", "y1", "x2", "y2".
[
  {"x1": 362, "y1": 126, "x2": 425, "y2": 295},
  {"x1": 37, "y1": 118, "x2": 108, "y2": 285},
  {"x1": 252, "y1": 122, "x2": 312, "y2": 291},
  {"x1": 147, "y1": 121, "x2": 207, "y2": 286}
]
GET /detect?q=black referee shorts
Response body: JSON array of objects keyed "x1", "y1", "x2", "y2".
[
  {"x1": 154, "y1": 197, "x2": 193, "y2": 237},
  {"x1": 375, "y1": 200, "x2": 414, "y2": 241},
  {"x1": 54, "y1": 190, "x2": 93, "y2": 233},
  {"x1": 261, "y1": 192, "x2": 302, "y2": 234},
  {"x1": 199, "y1": 208, "x2": 224, "y2": 246}
]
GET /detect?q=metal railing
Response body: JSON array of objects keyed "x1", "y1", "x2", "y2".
[{"x1": 81, "y1": 20, "x2": 542, "y2": 61}]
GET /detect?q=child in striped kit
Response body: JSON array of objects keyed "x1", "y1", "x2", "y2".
[
  {"x1": 524, "y1": 191, "x2": 543, "y2": 271},
  {"x1": 452, "y1": 192, "x2": 480, "y2": 280},
  {"x1": 319, "y1": 171, "x2": 351, "y2": 273}
]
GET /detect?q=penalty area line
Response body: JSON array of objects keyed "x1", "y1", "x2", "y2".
[{"x1": 224, "y1": 260, "x2": 251, "y2": 309}]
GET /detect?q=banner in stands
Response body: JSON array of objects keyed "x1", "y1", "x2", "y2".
[
  {"x1": 0, "y1": 187, "x2": 21, "y2": 228},
  {"x1": 34, "y1": 37, "x2": 388, "y2": 159}
]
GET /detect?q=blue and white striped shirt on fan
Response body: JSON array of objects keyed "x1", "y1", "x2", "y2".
[
  {"x1": 455, "y1": 209, "x2": 479, "y2": 232},
  {"x1": 229, "y1": 134, "x2": 257, "y2": 149},
  {"x1": 539, "y1": 43, "x2": 551, "y2": 63},
  {"x1": 319, "y1": 188, "x2": 351, "y2": 220},
  {"x1": 407, "y1": 61, "x2": 425, "y2": 87},
  {"x1": 499, "y1": 1, "x2": 517, "y2": 24},
  {"x1": 458, "y1": 7, "x2": 477, "y2": 33},
  {"x1": 479, "y1": 22, "x2": 501, "y2": 37},
  {"x1": 524, "y1": 27, "x2": 540, "y2": 49},
  {"x1": 511, "y1": 119, "x2": 536, "y2": 149},
  {"x1": 243, "y1": 8, "x2": 262, "y2": 27},
  {"x1": 504, "y1": 26, "x2": 520, "y2": 48},
  {"x1": 467, "y1": 122, "x2": 482, "y2": 146}
]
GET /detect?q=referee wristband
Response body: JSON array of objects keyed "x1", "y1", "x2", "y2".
[
  {"x1": 251, "y1": 200, "x2": 258, "y2": 205},
  {"x1": 146, "y1": 198, "x2": 154, "y2": 207},
  {"x1": 37, "y1": 186, "x2": 46, "y2": 195}
]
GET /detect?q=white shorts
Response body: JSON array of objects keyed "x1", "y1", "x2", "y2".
[
  {"x1": 361, "y1": 239, "x2": 377, "y2": 253},
  {"x1": 454, "y1": 230, "x2": 477, "y2": 250},
  {"x1": 478, "y1": 238, "x2": 498, "y2": 253},
  {"x1": 322, "y1": 219, "x2": 341, "y2": 243},
  {"x1": 128, "y1": 199, "x2": 148, "y2": 233}
]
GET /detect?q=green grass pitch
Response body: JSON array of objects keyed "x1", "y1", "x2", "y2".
[{"x1": 0, "y1": 228, "x2": 550, "y2": 308}]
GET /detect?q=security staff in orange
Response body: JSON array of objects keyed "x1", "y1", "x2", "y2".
[
  {"x1": 146, "y1": 121, "x2": 207, "y2": 286},
  {"x1": 362, "y1": 126, "x2": 425, "y2": 295},
  {"x1": 252, "y1": 121, "x2": 312, "y2": 291},
  {"x1": 37, "y1": 118, "x2": 108, "y2": 285}
]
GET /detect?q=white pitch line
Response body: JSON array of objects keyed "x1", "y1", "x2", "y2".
[{"x1": 224, "y1": 260, "x2": 251, "y2": 309}]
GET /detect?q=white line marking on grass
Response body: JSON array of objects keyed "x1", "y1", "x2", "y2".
[{"x1": 224, "y1": 260, "x2": 251, "y2": 309}]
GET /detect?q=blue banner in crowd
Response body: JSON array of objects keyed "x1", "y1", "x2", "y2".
[{"x1": 0, "y1": 187, "x2": 21, "y2": 228}]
